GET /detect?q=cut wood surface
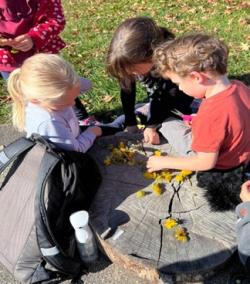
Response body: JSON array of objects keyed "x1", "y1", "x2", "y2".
[{"x1": 89, "y1": 133, "x2": 237, "y2": 282}]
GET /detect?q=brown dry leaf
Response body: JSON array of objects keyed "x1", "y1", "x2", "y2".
[
  {"x1": 71, "y1": 28, "x2": 80, "y2": 36},
  {"x1": 239, "y1": 17, "x2": 250, "y2": 25},
  {"x1": 239, "y1": 1, "x2": 250, "y2": 9},
  {"x1": 102, "y1": 95, "x2": 114, "y2": 103}
]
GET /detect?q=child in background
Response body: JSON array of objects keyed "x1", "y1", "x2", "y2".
[
  {"x1": 147, "y1": 33, "x2": 250, "y2": 210},
  {"x1": 0, "y1": 0, "x2": 93, "y2": 124},
  {"x1": 235, "y1": 180, "x2": 250, "y2": 277},
  {"x1": 7, "y1": 53, "x2": 119, "y2": 152},
  {"x1": 0, "y1": 0, "x2": 65, "y2": 78},
  {"x1": 107, "y1": 17, "x2": 194, "y2": 154}
]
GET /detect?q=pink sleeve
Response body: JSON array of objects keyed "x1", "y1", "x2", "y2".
[{"x1": 27, "y1": 0, "x2": 66, "y2": 51}]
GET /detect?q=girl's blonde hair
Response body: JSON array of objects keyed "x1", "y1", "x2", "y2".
[{"x1": 8, "y1": 53, "x2": 79, "y2": 131}]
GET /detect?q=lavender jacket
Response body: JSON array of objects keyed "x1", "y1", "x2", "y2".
[{"x1": 25, "y1": 103, "x2": 96, "y2": 152}]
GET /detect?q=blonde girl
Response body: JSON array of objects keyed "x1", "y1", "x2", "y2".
[{"x1": 8, "y1": 53, "x2": 102, "y2": 152}]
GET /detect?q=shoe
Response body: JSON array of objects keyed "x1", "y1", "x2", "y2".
[{"x1": 79, "y1": 116, "x2": 100, "y2": 126}]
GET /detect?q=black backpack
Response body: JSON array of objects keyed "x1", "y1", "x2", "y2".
[{"x1": 0, "y1": 134, "x2": 102, "y2": 283}]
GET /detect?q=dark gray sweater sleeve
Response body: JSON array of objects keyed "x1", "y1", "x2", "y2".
[
  {"x1": 120, "y1": 81, "x2": 137, "y2": 127},
  {"x1": 236, "y1": 201, "x2": 250, "y2": 270}
]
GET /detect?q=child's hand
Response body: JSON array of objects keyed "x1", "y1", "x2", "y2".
[
  {"x1": 147, "y1": 155, "x2": 168, "y2": 172},
  {"x1": 144, "y1": 127, "x2": 160, "y2": 144},
  {"x1": 12, "y1": 34, "x2": 34, "y2": 52},
  {"x1": 240, "y1": 180, "x2": 250, "y2": 202},
  {"x1": 89, "y1": 126, "x2": 102, "y2": 137},
  {"x1": 0, "y1": 38, "x2": 14, "y2": 47},
  {"x1": 182, "y1": 114, "x2": 196, "y2": 127}
]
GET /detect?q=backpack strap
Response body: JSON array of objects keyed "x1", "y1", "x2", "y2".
[
  {"x1": 0, "y1": 137, "x2": 34, "y2": 173},
  {"x1": 34, "y1": 150, "x2": 83, "y2": 278}
]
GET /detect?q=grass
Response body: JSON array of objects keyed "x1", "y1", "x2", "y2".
[{"x1": 0, "y1": 0, "x2": 249, "y2": 124}]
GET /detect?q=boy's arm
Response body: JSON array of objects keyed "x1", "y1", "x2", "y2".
[
  {"x1": 147, "y1": 151, "x2": 218, "y2": 172},
  {"x1": 27, "y1": 0, "x2": 66, "y2": 51}
]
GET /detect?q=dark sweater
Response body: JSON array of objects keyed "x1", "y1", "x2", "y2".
[{"x1": 120, "y1": 74, "x2": 194, "y2": 127}]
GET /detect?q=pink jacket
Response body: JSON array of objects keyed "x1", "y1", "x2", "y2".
[{"x1": 0, "y1": 0, "x2": 66, "y2": 71}]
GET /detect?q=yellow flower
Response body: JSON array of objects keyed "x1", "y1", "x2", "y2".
[
  {"x1": 163, "y1": 218, "x2": 178, "y2": 230},
  {"x1": 152, "y1": 183, "x2": 163, "y2": 196},
  {"x1": 180, "y1": 170, "x2": 193, "y2": 177},
  {"x1": 175, "y1": 170, "x2": 193, "y2": 183},
  {"x1": 143, "y1": 172, "x2": 155, "y2": 179},
  {"x1": 136, "y1": 190, "x2": 146, "y2": 198},
  {"x1": 104, "y1": 157, "x2": 112, "y2": 166},
  {"x1": 175, "y1": 174, "x2": 184, "y2": 183},
  {"x1": 154, "y1": 150, "x2": 162, "y2": 156},
  {"x1": 175, "y1": 227, "x2": 188, "y2": 242},
  {"x1": 161, "y1": 171, "x2": 173, "y2": 182}
]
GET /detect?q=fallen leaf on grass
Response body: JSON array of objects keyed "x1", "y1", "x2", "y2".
[
  {"x1": 240, "y1": 42, "x2": 249, "y2": 51},
  {"x1": 102, "y1": 95, "x2": 114, "y2": 103}
]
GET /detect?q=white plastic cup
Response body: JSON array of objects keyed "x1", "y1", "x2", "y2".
[{"x1": 69, "y1": 210, "x2": 98, "y2": 264}]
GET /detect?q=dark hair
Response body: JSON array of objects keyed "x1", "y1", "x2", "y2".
[
  {"x1": 154, "y1": 33, "x2": 229, "y2": 77},
  {"x1": 106, "y1": 17, "x2": 174, "y2": 87}
]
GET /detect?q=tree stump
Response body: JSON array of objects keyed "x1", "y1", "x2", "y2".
[{"x1": 89, "y1": 134, "x2": 237, "y2": 283}]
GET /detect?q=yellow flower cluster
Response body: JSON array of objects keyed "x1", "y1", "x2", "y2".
[
  {"x1": 163, "y1": 218, "x2": 189, "y2": 242},
  {"x1": 175, "y1": 170, "x2": 193, "y2": 183},
  {"x1": 152, "y1": 183, "x2": 163, "y2": 196},
  {"x1": 144, "y1": 169, "x2": 193, "y2": 183},
  {"x1": 104, "y1": 141, "x2": 136, "y2": 166},
  {"x1": 143, "y1": 170, "x2": 173, "y2": 182}
]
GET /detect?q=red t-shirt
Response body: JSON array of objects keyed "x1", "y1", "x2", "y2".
[{"x1": 192, "y1": 80, "x2": 250, "y2": 169}]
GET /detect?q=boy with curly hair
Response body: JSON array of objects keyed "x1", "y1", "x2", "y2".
[{"x1": 147, "y1": 33, "x2": 250, "y2": 210}]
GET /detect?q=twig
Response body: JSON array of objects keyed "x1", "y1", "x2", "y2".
[{"x1": 140, "y1": 140, "x2": 147, "y2": 156}]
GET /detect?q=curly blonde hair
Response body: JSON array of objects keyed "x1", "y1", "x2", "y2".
[{"x1": 153, "y1": 33, "x2": 229, "y2": 77}]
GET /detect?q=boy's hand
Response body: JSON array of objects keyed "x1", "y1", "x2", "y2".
[
  {"x1": 12, "y1": 34, "x2": 34, "y2": 52},
  {"x1": 240, "y1": 180, "x2": 250, "y2": 202},
  {"x1": 147, "y1": 155, "x2": 168, "y2": 172},
  {"x1": 144, "y1": 127, "x2": 160, "y2": 144},
  {"x1": 89, "y1": 126, "x2": 102, "y2": 137}
]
